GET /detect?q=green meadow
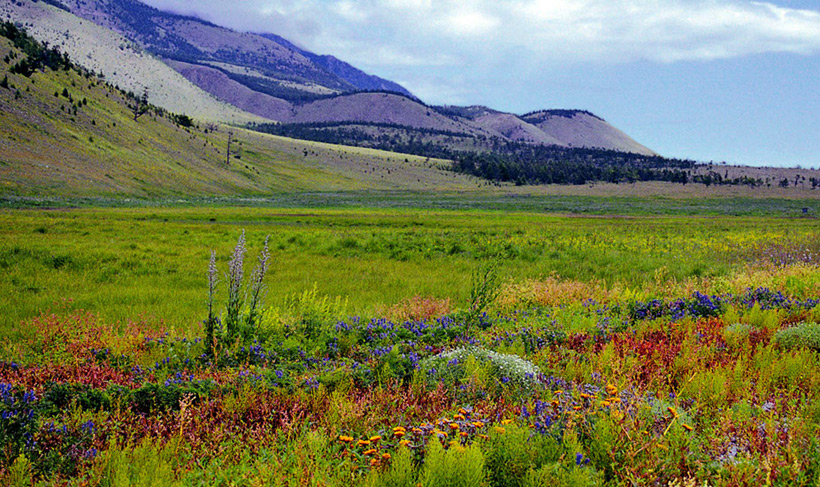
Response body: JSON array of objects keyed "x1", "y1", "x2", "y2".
[{"x1": 2, "y1": 205, "x2": 817, "y2": 337}]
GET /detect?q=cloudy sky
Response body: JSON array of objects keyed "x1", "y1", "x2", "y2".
[{"x1": 140, "y1": 0, "x2": 820, "y2": 167}]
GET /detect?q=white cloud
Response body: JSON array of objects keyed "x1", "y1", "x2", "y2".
[{"x1": 141, "y1": 0, "x2": 820, "y2": 101}]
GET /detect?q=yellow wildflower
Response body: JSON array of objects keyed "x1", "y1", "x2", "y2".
[
  {"x1": 357, "y1": 440, "x2": 371, "y2": 447},
  {"x1": 363, "y1": 449, "x2": 377, "y2": 456},
  {"x1": 382, "y1": 453, "x2": 391, "y2": 460},
  {"x1": 501, "y1": 419, "x2": 513, "y2": 425},
  {"x1": 394, "y1": 430, "x2": 406, "y2": 438},
  {"x1": 494, "y1": 426, "x2": 506, "y2": 434},
  {"x1": 338, "y1": 435, "x2": 354, "y2": 443},
  {"x1": 449, "y1": 423, "x2": 459, "y2": 430},
  {"x1": 605, "y1": 384, "x2": 618, "y2": 396},
  {"x1": 399, "y1": 440, "x2": 411, "y2": 447}
]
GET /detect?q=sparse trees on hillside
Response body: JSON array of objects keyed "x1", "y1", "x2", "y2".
[{"x1": 129, "y1": 88, "x2": 149, "y2": 121}]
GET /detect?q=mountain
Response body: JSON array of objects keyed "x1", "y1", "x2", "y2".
[
  {"x1": 0, "y1": 25, "x2": 483, "y2": 197},
  {"x1": 3, "y1": 0, "x2": 657, "y2": 157},
  {"x1": 257, "y1": 33, "x2": 413, "y2": 97},
  {"x1": 53, "y1": 0, "x2": 414, "y2": 98},
  {"x1": 0, "y1": 0, "x2": 261, "y2": 123}
]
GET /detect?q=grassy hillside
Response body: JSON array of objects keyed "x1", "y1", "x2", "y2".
[{"x1": 0, "y1": 32, "x2": 493, "y2": 198}]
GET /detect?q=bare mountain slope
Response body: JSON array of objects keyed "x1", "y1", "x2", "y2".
[
  {"x1": 290, "y1": 93, "x2": 488, "y2": 134},
  {"x1": 522, "y1": 110, "x2": 656, "y2": 156},
  {"x1": 166, "y1": 60, "x2": 294, "y2": 121},
  {"x1": 472, "y1": 112, "x2": 565, "y2": 146},
  {"x1": 57, "y1": 0, "x2": 413, "y2": 97}
]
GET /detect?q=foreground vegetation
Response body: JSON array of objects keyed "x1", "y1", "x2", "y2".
[{"x1": 1, "y1": 205, "x2": 819, "y2": 485}]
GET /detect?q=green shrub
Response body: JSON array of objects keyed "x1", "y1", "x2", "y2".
[
  {"x1": 774, "y1": 322, "x2": 820, "y2": 351},
  {"x1": 420, "y1": 440, "x2": 486, "y2": 487},
  {"x1": 483, "y1": 423, "x2": 561, "y2": 487},
  {"x1": 522, "y1": 462, "x2": 603, "y2": 487},
  {"x1": 365, "y1": 446, "x2": 416, "y2": 487},
  {"x1": 723, "y1": 322, "x2": 754, "y2": 350},
  {"x1": 3, "y1": 453, "x2": 33, "y2": 487},
  {"x1": 91, "y1": 439, "x2": 180, "y2": 487},
  {"x1": 130, "y1": 381, "x2": 213, "y2": 414}
]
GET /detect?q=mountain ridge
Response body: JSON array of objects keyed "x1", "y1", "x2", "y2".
[{"x1": 4, "y1": 0, "x2": 656, "y2": 156}]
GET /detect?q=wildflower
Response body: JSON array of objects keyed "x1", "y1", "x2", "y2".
[
  {"x1": 399, "y1": 440, "x2": 411, "y2": 447},
  {"x1": 554, "y1": 390, "x2": 564, "y2": 395},
  {"x1": 494, "y1": 426, "x2": 506, "y2": 434},
  {"x1": 357, "y1": 440, "x2": 371, "y2": 447},
  {"x1": 449, "y1": 423, "x2": 459, "y2": 430},
  {"x1": 393, "y1": 426, "x2": 406, "y2": 432},
  {"x1": 382, "y1": 453, "x2": 391, "y2": 460},
  {"x1": 370, "y1": 458, "x2": 379, "y2": 467},
  {"x1": 454, "y1": 414, "x2": 465, "y2": 421},
  {"x1": 573, "y1": 406, "x2": 583, "y2": 411},
  {"x1": 580, "y1": 393, "x2": 593, "y2": 399},
  {"x1": 472, "y1": 421, "x2": 485, "y2": 428},
  {"x1": 575, "y1": 453, "x2": 590, "y2": 466},
  {"x1": 478, "y1": 434, "x2": 489, "y2": 440},
  {"x1": 458, "y1": 408, "x2": 468, "y2": 415},
  {"x1": 501, "y1": 419, "x2": 513, "y2": 425},
  {"x1": 369, "y1": 435, "x2": 382, "y2": 443},
  {"x1": 412, "y1": 427, "x2": 423, "y2": 434},
  {"x1": 460, "y1": 432, "x2": 468, "y2": 438},
  {"x1": 338, "y1": 435, "x2": 354, "y2": 443},
  {"x1": 667, "y1": 406, "x2": 678, "y2": 418},
  {"x1": 363, "y1": 449, "x2": 377, "y2": 456},
  {"x1": 600, "y1": 401, "x2": 610, "y2": 408},
  {"x1": 394, "y1": 430, "x2": 405, "y2": 438},
  {"x1": 682, "y1": 424, "x2": 694, "y2": 432},
  {"x1": 605, "y1": 384, "x2": 618, "y2": 396}
]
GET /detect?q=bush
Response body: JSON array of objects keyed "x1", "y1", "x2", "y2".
[
  {"x1": 723, "y1": 322, "x2": 755, "y2": 350},
  {"x1": 522, "y1": 462, "x2": 603, "y2": 487},
  {"x1": 775, "y1": 322, "x2": 820, "y2": 351},
  {"x1": 365, "y1": 446, "x2": 416, "y2": 487},
  {"x1": 90, "y1": 439, "x2": 180, "y2": 487},
  {"x1": 484, "y1": 423, "x2": 561, "y2": 487},
  {"x1": 422, "y1": 346, "x2": 540, "y2": 396},
  {"x1": 420, "y1": 440, "x2": 486, "y2": 487}
]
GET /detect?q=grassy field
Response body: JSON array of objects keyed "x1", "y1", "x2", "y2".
[
  {"x1": 1, "y1": 206, "x2": 818, "y2": 338},
  {"x1": 1, "y1": 203, "x2": 820, "y2": 485}
]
